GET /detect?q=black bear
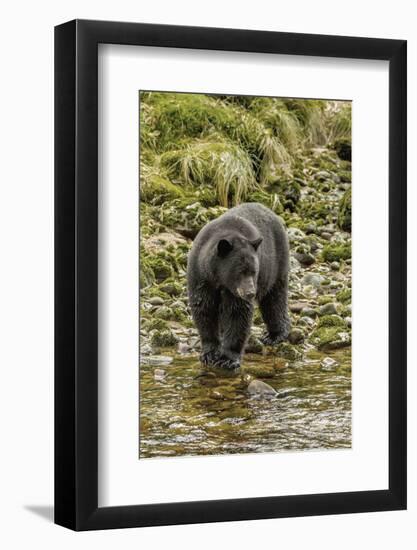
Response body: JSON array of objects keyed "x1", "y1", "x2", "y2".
[{"x1": 187, "y1": 202, "x2": 290, "y2": 369}]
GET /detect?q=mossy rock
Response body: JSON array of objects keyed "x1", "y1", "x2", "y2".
[
  {"x1": 310, "y1": 326, "x2": 351, "y2": 350},
  {"x1": 147, "y1": 257, "x2": 174, "y2": 282},
  {"x1": 275, "y1": 342, "x2": 303, "y2": 361},
  {"x1": 159, "y1": 279, "x2": 183, "y2": 297},
  {"x1": 267, "y1": 179, "x2": 301, "y2": 212},
  {"x1": 150, "y1": 329, "x2": 179, "y2": 348},
  {"x1": 300, "y1": 199, "x2": 334, "y2": 224},
  {"x1": 336, "y1": 288, "x2": 352, "y2": 304},
  {"x1": 243, "y1": 364, "x2": 275, "y2": 378},
  {"x1": 322, "y1": 242, "x2": 351, "y2": 263},
  {"x1": 338, "y1": 187, "x2": 352, "y2": 232},
  {"x1": 154, "y1": 305, "x2": 186, "y2": 322},
  {"x1": 317, "y1": 295, "x2": 335, "y2": 306},
  {"x1": 318, "y1": 315, "x2": 346, "y2": 328},
  {"x1": 143, "y1": 318, "x2": 169, "y2": 331},
  {"x1": 140, "y1": 174, "x2": 184, "y2": 205},
  {"x1": 151, "y1": 198, "x2": 227, "y2": 239}
]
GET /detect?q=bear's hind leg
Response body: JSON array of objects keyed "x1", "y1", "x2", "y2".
[
  {"x1": 216, "y1": 291, "x2": 253, "y2": 369},
  {"x1": 259, "y1": 279, "x2": 290, "y2": 345}
]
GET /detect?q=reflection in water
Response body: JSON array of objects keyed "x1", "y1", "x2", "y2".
[{"x1": 139, "y1": 349, "x2": 351, "y2": 458}]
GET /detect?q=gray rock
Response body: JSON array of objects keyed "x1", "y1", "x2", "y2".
[
  {"x1": 177, "y1": 341, "x2": 191, "y2": 354},
  {"x1": 297, "y1": 316, "x2": 315, "y2": 328},
  {"x1": 148, "y1": 296, "x2": 164, "y2": 306},
  {"x1": 289, "y1": 301, "x2": 309, "y2": 313},
  {"x1": 330, "y1": 261, "x2": 340, "y2": 271},
  {"x1": 247, "y1": 380, "x2": 277, "y2": 399},
  {"x1": 302, "y1": 273, "x2": 325, "y2": 288},
  {"x1": 294, "y1": 252, "x2": 315, "y2": 266},
  {"x1": 141, "y1": 343, "x2": 153, "y2": 356}
]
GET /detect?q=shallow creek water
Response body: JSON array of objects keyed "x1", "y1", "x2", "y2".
[{"x1": 139, "y1": 348, "x2": 351, "y2": 458}]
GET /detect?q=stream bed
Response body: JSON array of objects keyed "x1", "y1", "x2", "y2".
[{"x1": 139, "y1": 348, "x2": 351, "y2": 459}]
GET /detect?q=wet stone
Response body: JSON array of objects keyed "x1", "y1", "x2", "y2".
[
  {"x1": 154, "y1": 368, "x2": 167, "y2": 381},
  {"x1": 247, "y1": 379, "x2": 277, "y2": 399},
  {"x1": 320, "y1": 357, "x2": 339, "y2": 371}
]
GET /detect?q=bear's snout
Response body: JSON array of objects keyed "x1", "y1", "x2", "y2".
[{"x1": 237, "y1": 276, "x2": 256, "y2": 301}]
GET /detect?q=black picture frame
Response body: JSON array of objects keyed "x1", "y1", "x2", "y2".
[{"x1": 55, "y1": 19, "x2": 407, "y2": 531}]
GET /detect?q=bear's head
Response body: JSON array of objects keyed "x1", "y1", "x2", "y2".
[{"x1": 214, "y1": 235, "x2": 262, "y2": 301}]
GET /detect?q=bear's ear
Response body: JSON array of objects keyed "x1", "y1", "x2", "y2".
[
  {"x1": 251, "y1": 237, "x2": 263, "y2": 251},
  {"x1": 217, "y1": 239, "x2": 233, "y2": 257}
]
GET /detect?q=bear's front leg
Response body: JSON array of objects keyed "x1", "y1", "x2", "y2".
[
  {"x1": 259, "y1": 278, "x2": 291, "y2": 345},
  {"x1": 189, "y1": 286, "x2": 221, "y2": 366},
  {"x1": 217, "y1": 291, "x2": 254, "y2": 369}
]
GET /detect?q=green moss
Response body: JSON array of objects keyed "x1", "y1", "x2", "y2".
[
  {"x1": 322, "y1": 242, "x2": 351, "y2": 263},
  {"x1": 151, "y1": 198, "x2": 227, "y2": 239},
  {"x1": 150, "y1": 329, "x2": 179, "y2": 348},
  {"x1": 317, "y1": 295, "x2": 335, "y2": 305},
  {"x1": 143, "y1": 318, "x2": 169, "y2": 331},
  {"x1": 336, "y1": 288, "x2": 352, "y2": 304},
  {"x1": 338, "y1": 187, "x2": 352, "y2": 232},
  {"x1": 139, "y1": 260, "x2": 155, "y2": 287},
  {"x1": 245, "y1": 190, "x2": 283, "y2": 214},
  {"x1": 266, "y1": 179, "x2": 301, "y2": 212},
  {"x1": 275, "y1": 342, "x2": 303, "y2": 361},
  {"x1": 318, "y1": 315, "x2": 346, "y2": 328},
  {"x1": 140, "y1": 172, "x2": 184, "y2": 205},
  {"x1": 339, "y1": 170, "x2": 351, "y2": 183},
  {"x1": 243, "y1": 364, "x2": 275, "y2": 378},
  {"x1": 310, "y1": 326, "x2": 351, "y2": 351}
]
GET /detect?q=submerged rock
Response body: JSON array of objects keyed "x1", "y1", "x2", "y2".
[
  {"x1": 243, "y1": 364, "x2": 275, "y2": 378},
  {"x1": 154, "y1": 368, "x2": 167, "y2": 381},
  {"x1": 320, "y1": 357, "x2": 339, "y2": 371},
  {"x1": 247, "y1": 379, "x2": 277, "y2": 399}
]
